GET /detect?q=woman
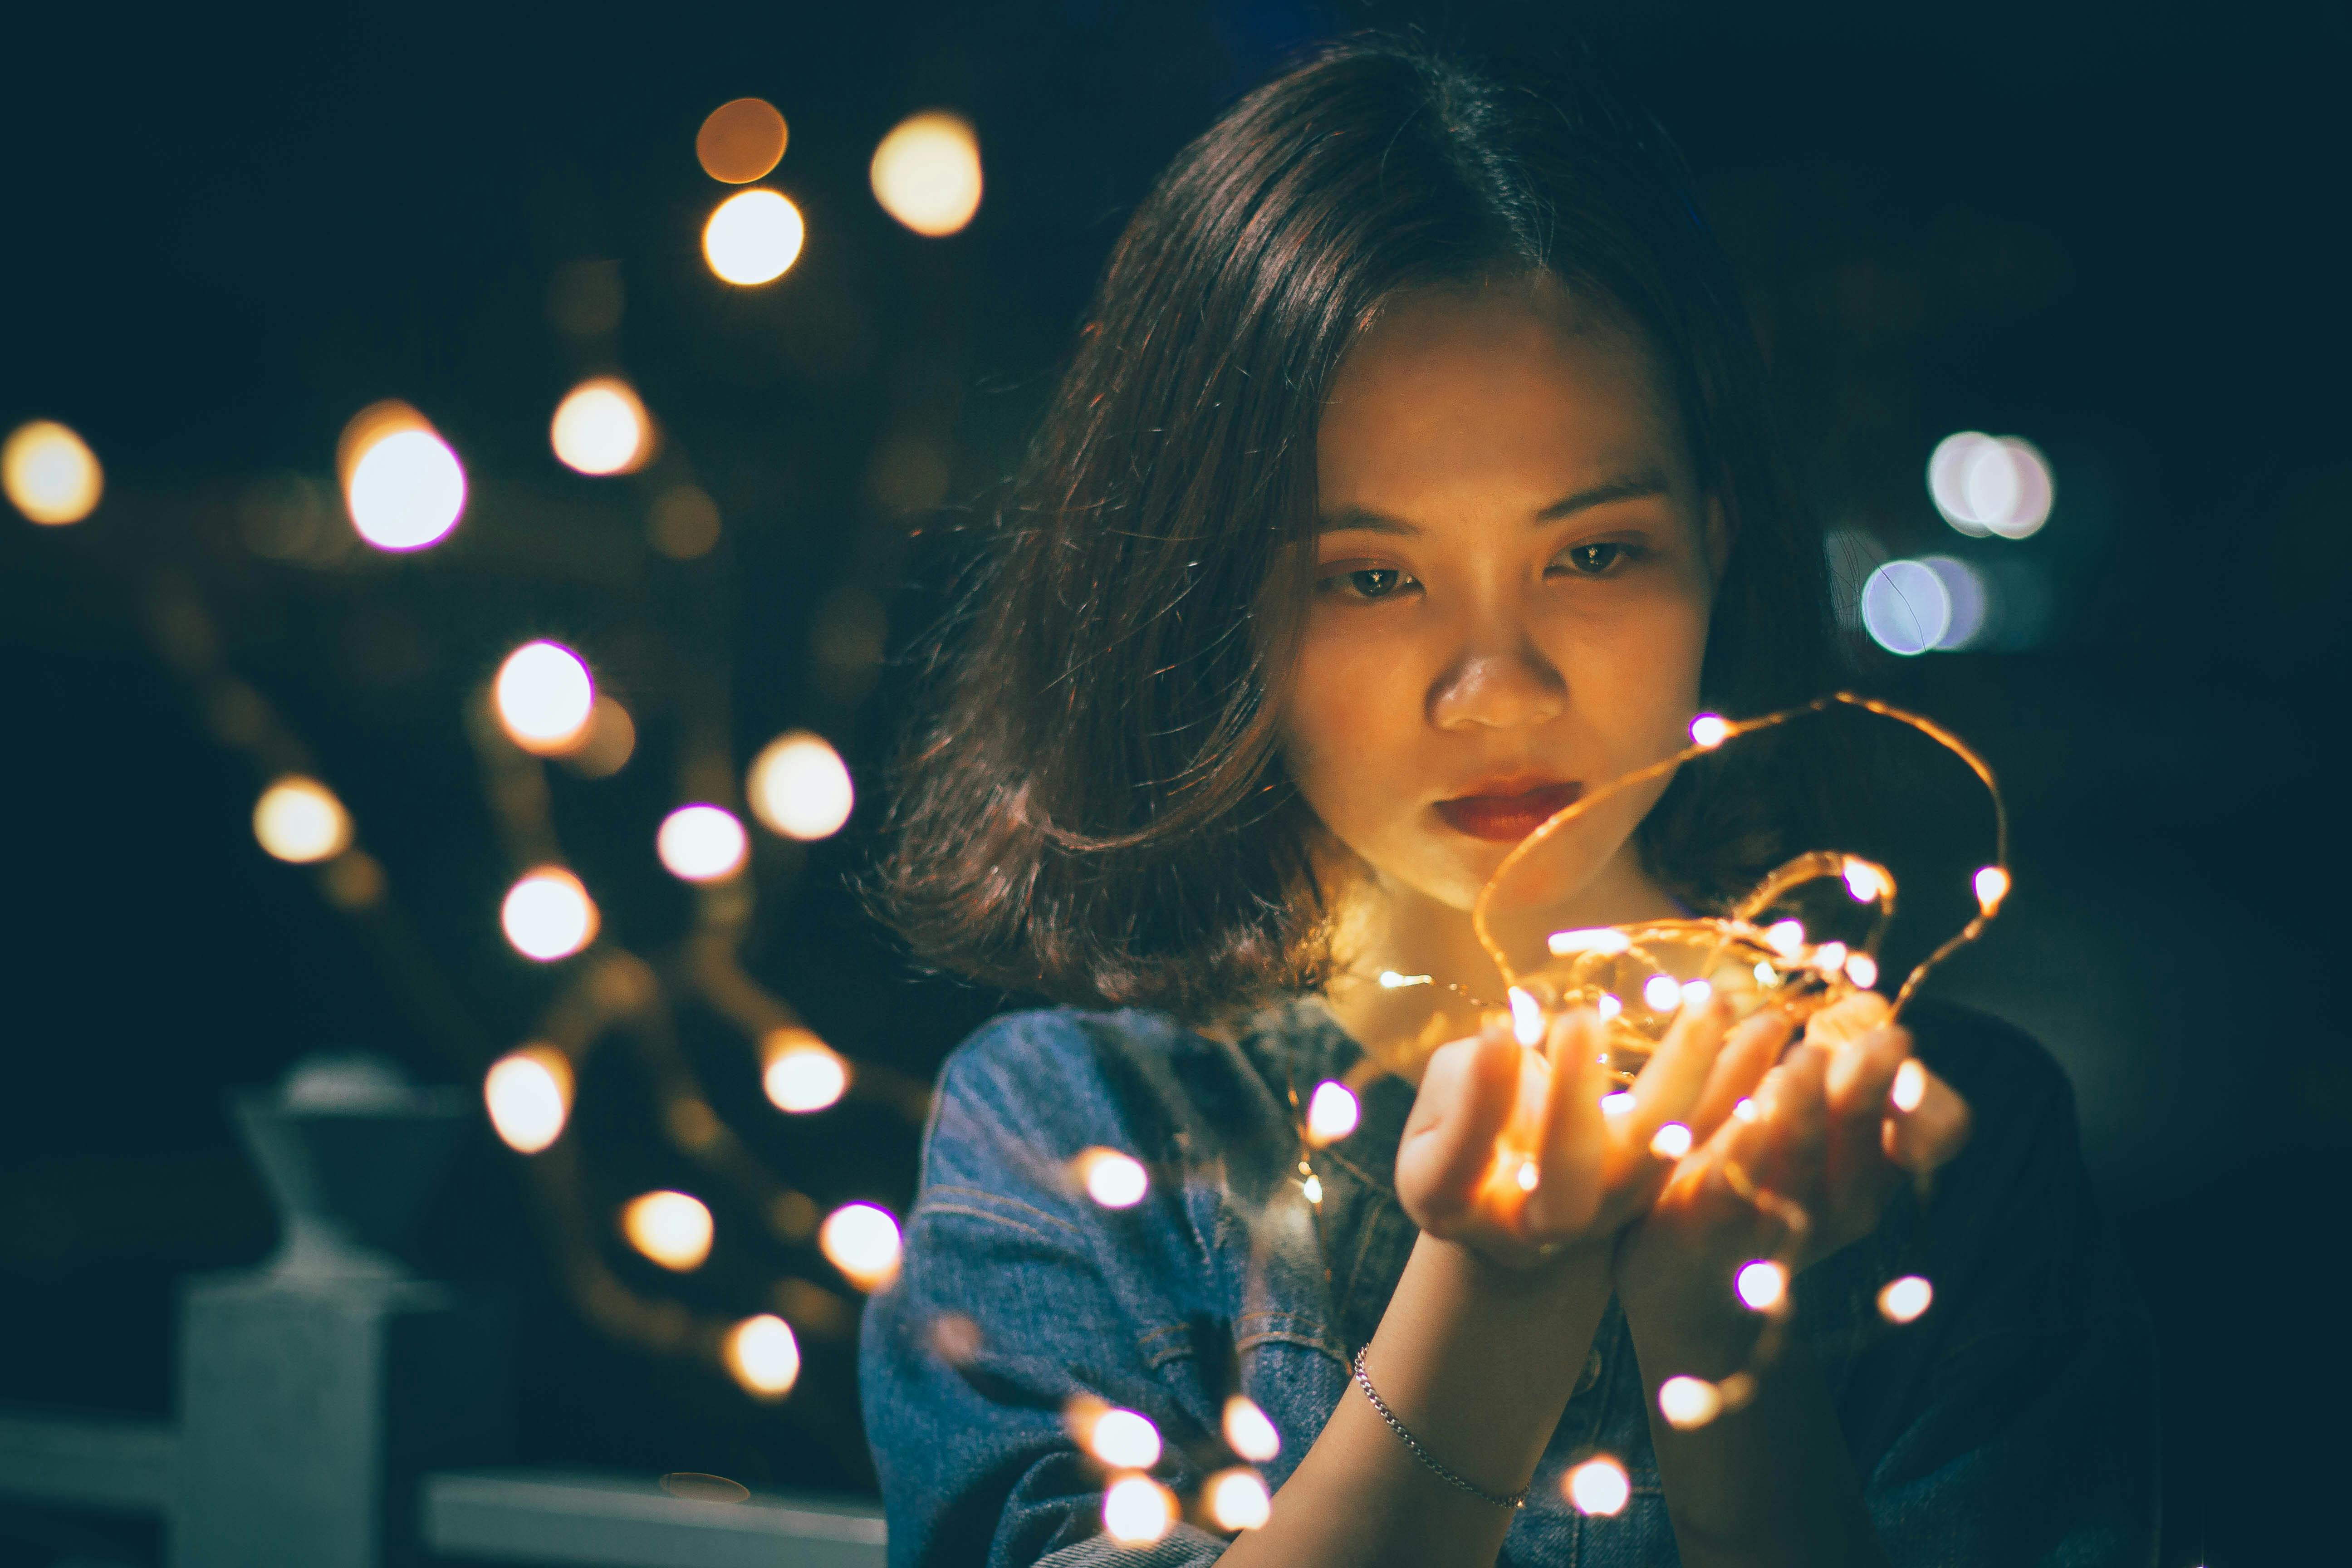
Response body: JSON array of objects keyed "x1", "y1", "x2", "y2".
[{"x1": 860, "y1": 33, "x2": 2157, "y2": 1568}]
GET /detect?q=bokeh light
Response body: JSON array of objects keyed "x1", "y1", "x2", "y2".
[
  {"x1": 549, "y1": 377, "x2": 651, "y2": 476},
  {"x1": 252, "y1": 775, "x2": 352, "y2": 863},
  {"x1": 1975, "y1": 865, "x2": 2011, "y2": 914},
  {"x1": 870, "y1": 111, "x2": 982, "y2": 236},
  {"x1": 1919, "y1": 554, "x2": 1990, "y2": 650},
  {"x1": 340, "y1": 403, "x2": 466, "y2": 551},
  {"x1": 649, "y1": 485, "x2": 721, "y2": 559},
  {"x1": 747, "y1": 730, "x2": 853, "y2": 839},
  {"x1": 495, "y1": 641, "x2": 595, "y2": 754},
  {"x1": 1305, "y1": 1080, "x2": 1360, "y2": 1146},
  {"x1": 1735, "y1": 1259, "x2": 1788, "y2": 1311},
  {"x1": 1223, "y1": 1395, "x2": 1280, "y2": 1462},
  {"x1": 1642, "y1": 973, "x2": 1682, "y2": 1013},
  {"x1": 1860, "y1": 559, "x2": 1952, "y2": 656},
  {"x1": 622, "y1": 1190, "x2": 714, "y2": 1272},
  {"x1": 1928, "y1": 432, "x2": 2054, "y2": 539},
  {"x1": 696, "y1": 98, "x2": 789, "y2": 184},
  {"x1": 1101, "y1": 1474, "x2": 1176, "y2": 1544},
  {"x1": 656, "y1": 804, "x2": 749, "y2": 882},
  {"x1": 1689, "y1": 712, "x2": 1730, "y2": 749},
  {"x1": 1878, "y1": 1275, "x2": 1935, "y2": 1323},
  {"x1": 1658, "y1": 1375, "x2": 1724, "y2": 1430},
  {"x1": 703, "y1": 189, "x2": 804, "y2": 286},
  {"x1": 725, "y1": 1313, "x2": 802, "y2": 1399},
  {"x1": 763, "y1": 1029, "x2": 849, "y2": 1113},
  {"x1": 1208, "y1": 1468, "x2": 1272, "y2": 1530},
  {"x1": 3, "y1": 420, "x2": 103, "y2": 525},
  {"x1": 1079, "y1": 1148, "x2": 1149, "y2": 1209},
  {"x1": 560, "y1": 696, "x2": 636, "y2": 779},
  {"x1": 1845, "y1": 952, "x2": 1880, "y2": 989},
  {"x1": 1088, "y1": 1408, "x2": 1161, "y2": 1469},
  {"x1": 1565, "y1": 1455, "x2": 1631, "y2": 1516},
  {"x1": 484, "y1": 1045, "x2": 573, "y2": 1154},
  {"x1": 501, "y1": 867, "x2": 599, "y2": 960},
  {"x1": 1600, "y1": 1091, "x2": 1637, "y2": 1117},
  {"x1": 1891, "y1": 1058, "x2": 1927, "y2": 1113},
  {"x1": 819, "y1": 1202, "x2": 902, "y2": 1291},
  {"x1": 1508, "y1": 986, "x2": 1546, "y2": 1045},
  {"x1": 1649, "y1": 1122, "x2": 1693, "y2": 1160}
]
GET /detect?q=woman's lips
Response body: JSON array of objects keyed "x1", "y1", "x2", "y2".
[{"x1": 1433, "y1": 783, "x2": 1583, "y2": 843}]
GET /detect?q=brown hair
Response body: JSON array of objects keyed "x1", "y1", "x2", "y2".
[{"x1": 867, "y1": 33, "x2": 1836, "y2": 1021}]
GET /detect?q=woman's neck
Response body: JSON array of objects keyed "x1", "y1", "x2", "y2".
[{"x1": 1318, "y1": 842, "x2": 1683, "y2": 1086}]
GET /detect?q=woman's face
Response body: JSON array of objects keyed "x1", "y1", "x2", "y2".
[{"x1": 1284, "y1": 270, "x2": 1726, "y2": 921}]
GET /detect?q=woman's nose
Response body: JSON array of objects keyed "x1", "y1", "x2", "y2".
[{"x1": 1427, "y1": 637, "x2": 1567, "y2": 730}]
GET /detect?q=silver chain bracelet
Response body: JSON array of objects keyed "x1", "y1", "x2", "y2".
[{"x1": 1350, "y1": 1344, "x2": 1530, "y2": 1509}]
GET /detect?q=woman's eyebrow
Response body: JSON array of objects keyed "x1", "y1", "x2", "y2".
[{"x1": 1316, "y1": 469, "x2": 1672, "y2": 535}]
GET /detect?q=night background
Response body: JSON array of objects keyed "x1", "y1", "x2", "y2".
[{"x1": 3, "y1": 2, "x2": 2346, "y2": 1564}]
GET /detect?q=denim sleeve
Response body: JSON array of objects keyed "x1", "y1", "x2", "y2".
[
  {"x1": 859, "y1": 1011, "x2": 1232, "y2": 1568},
  {"x1": 1858, "y1": 1010, "x2": 2161, "y2": 1567}
]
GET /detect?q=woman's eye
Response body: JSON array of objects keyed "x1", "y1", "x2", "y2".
[
  {"x1": 1319, "y1": 565, "x2": 1414, "y2": 600},
  {"x1": 1555, "y1": 542, "x2": 1630, "y2": 576}
]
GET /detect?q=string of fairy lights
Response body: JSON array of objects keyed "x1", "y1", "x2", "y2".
[{"x1": 9, "y1": 90, "x2": 2017, "y2": 1545}]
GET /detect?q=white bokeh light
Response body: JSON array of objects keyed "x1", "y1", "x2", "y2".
[
  {"x1": 657, "y1": 804, "x2": 749, "y2": 882},
  {"x1": 1860, "y1": 560, "x2": 1952, "y2": 657},
  {"x1": 495, "y1": 641, "x2": 595, "y2": 753},
  {"x1": 1928, "y1": 431, "x2": 2054, "y2": 539},
  {"x1": 501, "y1": 867, "x2": 599, "y2": 960},
  {"x1": 550, "y1": 378, "x2": 650, "y2": 475},
  {"x1": 347, "y1": 426, "x2": 466, "y2": 550},
  {"x1": 703, "y1": 189, "x2": 805, "y2": 285},
  {"x1": 871, "y1": 111, "x2": 983, "y2": 236},
  {"x1": 747, "y1": 731, "x2": 854, "y2": 839}
]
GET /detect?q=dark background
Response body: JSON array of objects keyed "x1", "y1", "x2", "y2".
[{"x1": 4, "y1": 2, "x2": 2347, "y2": 1563}]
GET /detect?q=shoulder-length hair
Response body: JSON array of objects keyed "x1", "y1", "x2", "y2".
[{"x1": 868, "y1": 33, "x2": 1837, "y2": 1022}]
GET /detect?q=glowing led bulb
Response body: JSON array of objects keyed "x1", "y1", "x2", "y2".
[
  {"x1": 1515, "y1": 1158, "x2": 1539, "y2": 1192},
  {"x1": 1088, "y1": 1408, "x2": 1161, "y2": 1469},
  {"x1": 1649, "y1": 1122, "x2": 1692, "y2": 1160},
  {"x1": 871, "y1": 111, "x2": 982, "y2": 236},
  {"x1": 1735, "y1": 1259, "x2": 1788, "y2": 1311},
  {"x1": 1101, "y1": 1474, "x2": 1176, "y2": 1544},
  {"x1": 748, "y1": 730, "x2": 854, "y2": 840},
  {"x1": 1549, "y1": 926, "x2": 1632, "y2": 956},
  {"x1": 3, "y1": 420, "x2": 102, "y2": 524},
  {"x1": 1765, "y1": 919, "x2": 1806, "y2": 958},
  {"x1": 1300, "y1": 1173, "x2": 1323, "y2": 1205},
  {"x1": 1508, "y1": 987, "x2": 1545, "y2": 1045},
  {"x1": 343, "y1": 410, "x2": 466, "y2": 551},
  {"x1": 1642, "y1": 974, "x2": 1682, "y2": 1013},
  {"x1": 1376, "y1": 969, "x2": 1430, "y2": 988},
  {"x1": 657, "y1": 804, "x2": 749, "y2": 882},
  {"x1": 1565, "y1": 1455, "x2": 1631, "y2": 1516},
  {"x1": 1845, "y1": 952, "x2": 1880, "y2": 990},
  {"x1": 1732, "y1": 1096, "x2": 1759, "y2": 1122},
  {"x1": 1878, "y1": 1275, "x2": 1934, "y2": 1323},
  {"x1": 1689, "y1": 713, "x2": 1730, "y2": 749},
  {"x1": 762, "y1": 1030, "x2": 848, "y2": 1113},
  {"x1": 495, "y1": 641, "x2": 595, "y2": 754},
  {"x1": 1754, "y1": 960, "x2": 1779, "y2": 987},
  {"x1": 1600, "y1": 1091, "x2": 1636, "y2": 1117},
  {"x1": 622, "y1": 1190, "x2": 714, "y2": 1271},
  {"x1": 1680, "y1": 978, "x2": 1713, "y2": 1010},
  {"x1": 703, "y1": 189, "x2": 804, "y2": 285},
  {"x1": 1079, "y1": 1148, "x2": 1149, "y2": 1208},
  {"x1": 501, "y1": 867, "x2": 599, "y2": 960},
  {"x1": 1974, "y1": 865, "x2": 2010, "y2": 915},
  {"x1": 1812, "y1": 940, "x2": 1849, "y2": 975},
  {"x1": 1842, "y1": 858, "x2": 1885, "y2": 902},
  {"x1": 1207, "y1": 1466, "x2": 1271, "y2": 1530},
  {"x1": 1596, "y1": 993, "x2": 1623, "y2": 1020},
  {"x1": 549, "y1": 377, "x2": 650, "y2": 475},
  {"x1": 1223, "y1": 1395, "x2": 1280, "y2": 1462},
  {"x1": 820, "y1": 1202, "x2": 902, "y2": 1291},
  {"x1": 253, "y1": 775, "x2": 352, "y2": 863},
  {"x1": 484, "y1": 1045, "x2": 573, "y2": 1153},
  {"x1": 1891, "y1": 1058, "x2": 1927, "y2": 1113},
  {"x1": 1658, "y1": 1375, "x2": 1724, "y2": 1430},
  {"x1": 725, "y1": 1313, "x2": 801, "y2": 1398},
  {"x1": 1306, "y1": 1080, "x2": 1360, "y2": 1146}
]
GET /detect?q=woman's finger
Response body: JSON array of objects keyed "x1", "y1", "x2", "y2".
[
  {"x1": 1524, "y1": 1008, "x2": 1608, "y2": 1232},
  {"x1": 1687, "y1": 1006, "x2": 1797, "y2": 1138},
  {"x1": 1630, "y1": 991, "x2": 1736, "y2": 1135},
  {"x1": 1882, "y1": 1063, "x2": 1972, "y2": 1175},
  {"x1": 1397, "y1": 1019, "x2": 1522, "y2": 1227},
  {"x1": 1754, "y1": 1042, "x2": 1830, "y2": 1201},
  {"x1": 1803, "y1": 988, "x2": 1893, "y2": 1054}
]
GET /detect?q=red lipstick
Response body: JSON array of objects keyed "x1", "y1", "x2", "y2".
[{"x1": 1434, "y1": 782, "x2": 1582, "y2": 843}]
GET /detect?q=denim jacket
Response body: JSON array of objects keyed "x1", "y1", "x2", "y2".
[{"x1": 860, "y1": 995, "x2": 2159, "y2": 1567}]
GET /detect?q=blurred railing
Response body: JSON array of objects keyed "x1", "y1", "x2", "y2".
[{"x1": 0, "y1": 1054, "x2": 884, "y2": 1568}]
